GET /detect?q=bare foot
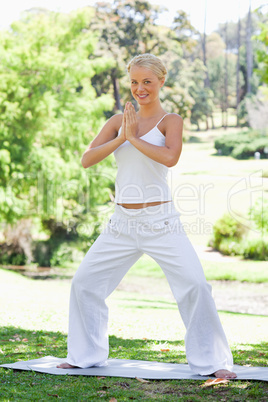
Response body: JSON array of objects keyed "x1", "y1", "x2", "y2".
[
  {"x1": 56, "y1": 362, "x2": 78, "y2": 369},
  {"x1": 213, "y1": 369, "x2": 237, "y2": 379}
]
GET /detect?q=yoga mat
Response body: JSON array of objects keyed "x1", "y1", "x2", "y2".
[{"x1": 1, "y1": 356, "x2": 268, "y2": 381}]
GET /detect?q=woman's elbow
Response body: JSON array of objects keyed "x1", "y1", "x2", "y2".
[
  {"x1": 166, "y1": 155, "x2": 179, "y2": 168},
  {"x1": 81, "y1": 155, "x2": 91, "y2": 169}
]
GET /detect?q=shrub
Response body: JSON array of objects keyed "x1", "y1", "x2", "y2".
[
  {"x1": 32, "y1": 240, "x2": 53, "y2": 267},
  {"x1": 0, "y1": 219, "x2": 33, "y2": 266},
  {"x1": 218, "y1": 238, "x2": 242, "y2": 256},
  {"x1": 241, "y1": 238, "x2": 268, "y2": 261},
  {"x1": 209, "y1": 213, "x2": 248, "y2": 249},
  {"x1": 214, "y1": 130, "x2": 268, "y2": 159},
  {"x1": 214, "y1": 132, "x2": 252, "y2": 156},
  {"x1": 249, "y1": 198, "x2": 268, "y2": 234},
  {"x1": 231, "y1": 137, "x2": 268, "y2": 159},
  {"x1": 50, "y1": 242, "x2": 84, "y2": 267}
]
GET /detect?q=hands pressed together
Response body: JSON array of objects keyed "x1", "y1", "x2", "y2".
[{"x1": 120, "y1": 102, "x2": 139, "y2": 143}]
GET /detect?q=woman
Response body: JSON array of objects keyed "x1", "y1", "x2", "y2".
[{"x1": 57, "y1": 54, "x2": 236, "y2": 379}]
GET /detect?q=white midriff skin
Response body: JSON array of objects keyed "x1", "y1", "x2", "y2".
[{"x1": 57, "y1": 65, "x2": 237, "y2": 379}]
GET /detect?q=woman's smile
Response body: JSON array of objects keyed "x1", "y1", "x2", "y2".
[{"x1": 130, "y1": 65, "x2": 165, "y2": 105}]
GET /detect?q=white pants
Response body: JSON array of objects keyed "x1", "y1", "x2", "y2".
[{"x1": 66, "y1": 201, "x2": 233, "y2": 375}]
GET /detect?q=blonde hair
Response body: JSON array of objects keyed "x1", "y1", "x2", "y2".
[{"x1": 127, "y1": 53, "x2": 167, "y2": 80}]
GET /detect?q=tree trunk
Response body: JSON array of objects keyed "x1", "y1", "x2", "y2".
[
  {"x1": 236, "y1": 17, "x2": 241, "y2": 127},
  {"x1": 224, "y1": 22, "x2": 228, "y2": 129},
  {"x1": 246, "y1": 2, "x2": 253, "y2": 94},
  {"x1": 111, "y1": 69, "x2": 123, "y2": 112},
  {"x1": 211, "y1": 114, "x2": 215, "y2": 129},
  {"x1": 202, "y1": 1, "x2": 210, "y2": 131},
  {"x1": 202, "y1": 0, "x2": 210, "y2": 88}
]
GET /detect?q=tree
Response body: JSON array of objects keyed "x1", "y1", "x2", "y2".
[
  {"x1": 187, "y1": 59, "x2": 214, "y2": 130},
  {"x1": 0, "y1": 8, "x2": 115, "y2": 239},
  {"x1": 236, "y1": 17, "x2": 241, "y2": 126},
  {"x1": 254, "y1": 22, "x2": 268, "y2": 87},
  {"x1": 246, "y1": 3, "x2": 253, "y2": 94},
  {"x1": 91, "y1": 0, "x2": 168, "y2": 112}
]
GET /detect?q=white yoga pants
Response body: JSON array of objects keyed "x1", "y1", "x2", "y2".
[{"x1": 66, "y1": 201, "x2": 234, "y2": 375}]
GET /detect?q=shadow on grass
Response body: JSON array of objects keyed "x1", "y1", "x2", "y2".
[
  {"x1": 1, "y1": 327, "x2": 268, "y2": 401},
  {"x1": 0, "y1": 326, "x2": 186, "y2": 366},
  {"x1": 0, "y1": 265, "x2": 75, "y2": 280},
  {"x1": 187, "y1": 136, "x2": 203, "y2": 143},
  {"x1": 1, "y1": 326, "x2": 267, "y2": 368}
]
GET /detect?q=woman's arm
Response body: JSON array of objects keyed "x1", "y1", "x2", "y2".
[
  {"x1": 81, "y1": 114, "x2": 125, "y2": 168},
  {"x1": 125, "y1": 104, "x2": 183, "y2": 167}
]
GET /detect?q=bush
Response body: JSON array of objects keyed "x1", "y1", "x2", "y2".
[
  {"x1": 241, "y1": 238, "x2": 268, "y2": 261},
  {"x1": 0, "y1": 219, "x2": 33, "y2": 266},
  {"x1": 0, "y1": 247, "x2": 26, "y2": 265},
  {"x1": 249, "y1": 198, "x2": 268, "y2": 234},
  {"x1": 32, "y1": 238, "x2": 87, "y2": 267},
  {"x1": 209, "y1": 213, "x2": 248, "y2": 249},
  {"x1": 214, "y1": 132, "x2": 252, "y2": 156},
  {"x1": 231, "y1": 137, "x2": 268, "y2": 159},
  {"x1": 32, "y1": 240, "x2": 53, "y2": 267},
  {"x1": 50, "y1": 242, "x2": 84, "y2": 267},
  {"x1": 214, "y1": 130, "x2": 268, "y2": 159},
  {"x1": 218, "y1": 238, "x2": 242, "y2": 256}
]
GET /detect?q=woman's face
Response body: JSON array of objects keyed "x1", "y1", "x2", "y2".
[{"x1": 129, "y1": 66, "x2": 165, "y2": 106}]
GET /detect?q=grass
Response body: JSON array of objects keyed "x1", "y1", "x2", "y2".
[
  {"x1": 0, "y1": 268, "x2": 268, "y2": 401},
  {"x1": 126, "y1": 254, "x2": 268, "y2": 283},
  {"x1": 0, "y1": 326, "x2": 268, "y2": 401}
]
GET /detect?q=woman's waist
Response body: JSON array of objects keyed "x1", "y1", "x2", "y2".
[{"x1": 116, "y1": 200, "x2": 172, "y2": 209}]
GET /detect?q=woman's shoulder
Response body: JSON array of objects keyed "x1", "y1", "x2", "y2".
[
  {"x1": 107, "y1": 113, "x2": 124, "y2": 130},
  {"x1": 100, "y1": 113, "x2": 124, "y2": 137},
  {"x1": 159, "y1": 113, "x2": 183, "y2": 129},
  {"x1": 164, "y1": 113, "x2": 183, "y2": 124}
]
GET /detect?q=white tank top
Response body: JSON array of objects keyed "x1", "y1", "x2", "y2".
[{"x1": 113, "y1": 114, "x2": 172, "y2": 204}]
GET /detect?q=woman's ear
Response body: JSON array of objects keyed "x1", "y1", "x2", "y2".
[{"x1": 160, "y1": 77, "x2": 165, "y2": 88}]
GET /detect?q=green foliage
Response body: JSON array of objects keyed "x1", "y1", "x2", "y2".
[
  {"x1": 188, "y1": 59, "x2": 214, "y2": 128},
  {"x1": 209, "y1": 213, "x2": 247, "y2": 250},
  {"x1": 231, "y1": 137, "x2": 268, "y2": 159},
  {"x1": 214, "y1": 130, "x2": 268, "y2": 158},
  {"x1": 210, "y1": 199, "x2": 268, "y2": 260},
  {"x1": 0, "y1": 218, "x2": 33, "y2": 265},
  {"x1": 208, "y1": 54, "x2": 239, "y2": 110},
  {"x1": 241, "y1": 238, "x2": 268, "y2": 261},
  {"x1": 217, "y1": 238, "x2": 242, "y2": 256},
  {"x1": 50, "y1": 241, "x2": 85, "y2": 267},
  {"x1": 254, "y1": 22, "x2": 268, "y2": 85},
  {"x1": 249, "y1": 198, "x2": 268, "y2": 234},
  {"x1": 0, "y1": 251, "x2": 26, "y2": 265},
  {"x1": 0, "y1": 9, "x2": 115, "y2": 233}
]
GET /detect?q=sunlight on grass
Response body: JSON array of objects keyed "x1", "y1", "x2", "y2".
[
  {"x1": 1, "y1": 268, "x2": 267, "y2": 350},
  {"x1": 127, "y1": 254, "x2": 268, "y2": 283}
]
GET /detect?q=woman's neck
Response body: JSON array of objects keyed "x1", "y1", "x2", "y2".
[{"x1": 137, "y1": 102, "x2": 165, "y2": 119}]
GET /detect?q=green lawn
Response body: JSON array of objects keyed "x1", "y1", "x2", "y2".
[
  {"x1": 0, "y1": 268, "x2": 267, "y2": 401},
  {"x1": 128, "y1": 254, "x2": 268, "y2": 283}
]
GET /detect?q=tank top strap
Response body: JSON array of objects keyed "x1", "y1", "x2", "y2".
[{"x1": 155, "y1": 113, "x2": 170, "y2": 128}]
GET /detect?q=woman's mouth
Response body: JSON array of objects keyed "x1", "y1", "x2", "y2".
[{"x1": 137, "y1": 94, "x2": 148, "y2": 99}]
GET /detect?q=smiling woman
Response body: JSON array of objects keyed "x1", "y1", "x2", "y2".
[{"x1": 57, "y1": 52, "x2": 236, "y2": 380}]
